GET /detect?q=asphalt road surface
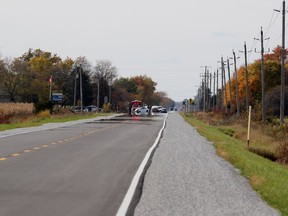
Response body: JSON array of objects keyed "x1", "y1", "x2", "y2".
[{"x1": 0, "y1": 116, "x2": 164, "y2": 216}]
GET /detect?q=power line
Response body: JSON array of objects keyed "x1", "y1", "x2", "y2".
[{"x1": 265, "y1": 4, "x2": 281, "y2": 37}]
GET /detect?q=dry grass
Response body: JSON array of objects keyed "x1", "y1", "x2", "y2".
[
  {"x1": 250, "y1": 175, "x2": 265, "y2": 188},
  {"x1": 0, "y1": 103, "x2": 34, "y2": 115},
  {"x1": 216, "y1": 147, "x2": 229, "y2": 160},
  {"x1": 193, "y1": 111, "x2": 287, "y2": 164}
]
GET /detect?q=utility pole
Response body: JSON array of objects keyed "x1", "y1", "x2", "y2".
[
  {"x1": 221, "y1": 62, "x2": 224, "y2": 111},
  {"x1": 73, "y1": 68, "x2": 78, "y2": 108},
  {"x1": 240, "y1": 42, "x2": 250, "y2": 111},
  {"x1": 280, "y1": 0, "x2": 286, "y2": 123},
  {"x1": 213, "y1": 71, "x2": 216, "y2": 110},
  {"x1": 244, "y1": 42, "x2": 249, "y2": 111},
  {"x1": 255, "y1": 27, "x2": 269, "y2": 123},
  {"x1": 72, "y1": 64, "x2": 83, "y2": 114},
  {"x1": 209, "y1": 72, "x2": 212, "y2": 111},
  {"x1": 227, "y1": 57, "x2": 233, "y2": 112},
  {"x1": 216, "y1": 69, "x2": 219, "y2": 110},
  {"x1": 49, "y1": 76, "x2": 52, "y2": 101},
  {"x1": 202, "y1": 79, "x2": 205, "y2": 111},
  {"x1": 233, "y1": 50, "x2": 240, "y2": 116},
  {"x1": 204, "y1": 70, "x2": 206, "y2": 112},
  {"x1": 261, "y1": 27, "x2": 266, "y2": 123},
  {"x1": 221, "y1": 57, "x2": 228, "y2": 113},
  {"x1": 276, "y1": 0, "x2": 286, "y2": 123},
  {"x1": 96, "y1": 78, "x2": 100, "y2": 111},
  {"x1": 79, "y1": 64, "x2": 83, "y2": 115},
  {"x1": 200, "y1": 66, "x2": 211, "y2": 112}
]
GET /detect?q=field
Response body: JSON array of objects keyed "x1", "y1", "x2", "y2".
[
  {"x1": 0, "y1": 103, "x2": 109, "y2": 130},
  {"x1": 0, "y1": 103, "x2": 34, "y2": 124},
  {"x1": 0, "y1": 103, "x2": 34, "y2": 116}
]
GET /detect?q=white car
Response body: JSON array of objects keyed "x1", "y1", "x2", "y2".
[{"x1": 134, "y1": 107, "x2": 149, "y2": 116}]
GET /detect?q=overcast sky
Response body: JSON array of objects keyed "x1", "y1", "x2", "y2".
[{"x1": 0, "y1": 0, "x2": 285, "y2": 101}]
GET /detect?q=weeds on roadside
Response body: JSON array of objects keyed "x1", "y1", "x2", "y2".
[
  {"x1": 277, "y1": 142, "x2": 288, "y2": 164},
  {"x1": 187, "y1": 110, "x2": 288, "y2": 165}
]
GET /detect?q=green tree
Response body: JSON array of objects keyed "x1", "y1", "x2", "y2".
[{"x1": 50, "y1": 58, "x2": 74, "y2": 105}]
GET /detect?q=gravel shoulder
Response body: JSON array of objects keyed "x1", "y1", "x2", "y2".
[{"x1": 134, "y1": 113, "x2": 280, "y2": 216}]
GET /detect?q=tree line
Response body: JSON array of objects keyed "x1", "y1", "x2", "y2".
[
  {"x1": 0, "y1": 48, "x2": 174, "y2": 112},
  {"x1": 196, "y1": 46, "x2": 288, "y2": 119}
]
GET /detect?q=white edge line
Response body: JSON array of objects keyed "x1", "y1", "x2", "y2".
[{"x1": 115, "y1": 114, "x2": 168, "y2": 216}]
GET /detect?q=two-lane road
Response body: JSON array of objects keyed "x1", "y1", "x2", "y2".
[{"x1": 0, "y1": 116, "x2": 165, "y2": 216}]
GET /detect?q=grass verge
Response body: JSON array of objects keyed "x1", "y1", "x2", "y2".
[
  {"x1": 181, "y1": 113, "x2": 288, "y2": 216},
  {"x1": 0, "y1": 113, "x2": 111, "y2": 131}
]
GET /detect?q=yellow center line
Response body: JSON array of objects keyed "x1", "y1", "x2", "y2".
[{"x1": 0, "y1": 123, "x2": 123, "y2": 163}]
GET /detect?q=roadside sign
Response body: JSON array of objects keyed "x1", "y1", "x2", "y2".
[{"x1": 52, "y1": 93, "x2": 63, "y2": 102}]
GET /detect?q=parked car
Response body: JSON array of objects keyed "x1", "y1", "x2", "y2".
[
  {"x1": 86, "y1": 105, "x2": 102, "y2": 112},
  {"x1": 151, "y1": 106, "x2": 161, "y2": 113},
  {"x1": 71, "y1": 106, "x2": 88, "y2": 113}
]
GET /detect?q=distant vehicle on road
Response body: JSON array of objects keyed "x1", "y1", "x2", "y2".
[
  {"x1": 159, "y1": 107, "x2": 167, "y2": 113},
  {"x1": 135, "y1": 107, "x2": 149, "y2": 116},
  {"x1": 151, "y1": 106, "x2": 167, "y2": 115}
]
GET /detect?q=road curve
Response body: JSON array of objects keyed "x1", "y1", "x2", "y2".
[{"x1": 134, "y1": 113, "x2": 280, "y2": 216}]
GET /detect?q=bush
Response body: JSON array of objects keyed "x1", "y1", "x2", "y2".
[
  {"x1": 53, "y1": 107, "x2": 74, "y2": 115},
  {"x1": 102, "y1": 103, "x2": 111, "y2": 113},
  {"x1": 0, "y1": 114, "x2": 11, "y2": 124},
  {"x1": 36, "y1": 110, "x2": 51, "y2": 119},
  {"x1": 34, "y1": 101, "x2": 53, "y2": 114},
  {"x1": 277, "y1": 142, "x2": 288, "y2": 164}
]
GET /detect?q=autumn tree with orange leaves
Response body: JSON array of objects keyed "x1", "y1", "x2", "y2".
[{"x1": 227, "y1": 45, "x2": 288, "y2": 116}]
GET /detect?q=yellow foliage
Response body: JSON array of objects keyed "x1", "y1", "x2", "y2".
[
  {"x1": 36, "y1": 110, "x2": 51, "y2": 119},
  {"x1": 102, "y1": 103, "x2": 111, "y2": 113}
]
